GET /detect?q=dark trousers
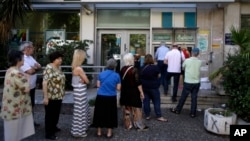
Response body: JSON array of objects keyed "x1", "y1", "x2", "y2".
[
  {"x1": 30, "y1": 88, "x2": 36, "y2": 108},
  {"x1": 143, "y1": 88, "x2": 162, "y2": 118},
  {"x1": 165, "y1": 72, "x2": 181, "y2": 100},
  {"x1": 157, "y1": 60, "x2": 168, "y2": 93},
  {"x1": 44, "y1": 100, "x2": 62, "y2": 137},
  {"x1": 176, "y1": 83, "x2": 200, "y2": 115}
]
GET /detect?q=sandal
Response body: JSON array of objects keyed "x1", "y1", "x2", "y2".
[
  {"x1": 145, "y1": 116, "x2": 151, "y2": 120},
  {"x1": 157, "y1": 117, "x2": 168, "y2": 122},
  {"x1": 170, "y1": 108, "x2": 180, "y2": 114}
]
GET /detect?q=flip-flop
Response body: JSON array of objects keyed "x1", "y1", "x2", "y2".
[{"x1": 157, "y1": 117, "x2": 168, "y2": 122}]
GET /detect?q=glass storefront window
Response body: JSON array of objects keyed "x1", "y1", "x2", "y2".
[
  {"x1": 12, "y1": 11, "x2": 80, "y2": 50},
  {"x1": 97, "y1": 9, "x2": 150, "y2": 28}
]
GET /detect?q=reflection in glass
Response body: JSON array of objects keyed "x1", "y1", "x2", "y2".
[{"x1": 101, "y1": 34, "x2": 121, "y2": 72}]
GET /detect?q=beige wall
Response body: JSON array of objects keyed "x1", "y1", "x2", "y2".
[
  {"x1": 197, "y1": 4, "x2": 224, "y2": 77},
  {"x1": 80, "y1": 4, "x2": 95, "y2": 64}
]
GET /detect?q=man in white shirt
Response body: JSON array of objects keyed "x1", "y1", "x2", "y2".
[
  {"x1": 20, "y1": 41, "x2": 42, "y2": 126},
  {"x1": 155, "y1": 41, "x2": 169, "y2": 95},
  {"x1": 164, "y1": 44, "x2": 185, "y2": 102}
]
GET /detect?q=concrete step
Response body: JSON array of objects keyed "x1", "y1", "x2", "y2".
[{"x1": 158, "y1": 88, "x2": 229, "y2": 110}]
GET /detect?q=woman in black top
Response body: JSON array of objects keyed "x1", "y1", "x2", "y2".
[
  {"x1": 120, "y1": 53, "x2": 148, "y2": 131},
  {"x1": 140, "y1": 54, "x2": 168, "y2": 122}
]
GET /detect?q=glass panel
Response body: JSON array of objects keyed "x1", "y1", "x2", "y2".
[
  {"x1": 175, "y1": 30, "x2": 196, "y2": 43},
  {"x1": 97, "y1": 9, "x2": 150, "y2": 28},
  {"x1": 101, "y1": 34, "x2": 121, "y2": 66},
  {"x1": 129, "y1": 34, "x2": 146, "y2": 66},
  {"x1": 152, "y1": 29, "x2": 173, "y2": 43},
  {"x1": 241, "y1": 15, "x2": 250, "y2": 30}
]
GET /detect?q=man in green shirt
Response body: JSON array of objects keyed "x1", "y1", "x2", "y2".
[{"x1": 170, "y1": 47, "x2": 202, "y2": 118}]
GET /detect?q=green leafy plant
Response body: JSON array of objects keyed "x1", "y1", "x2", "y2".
[
  {"x1": 209, "y1": 109, "x2": 233, "y2": 117},
  {"x1": 209, "y1": 26, "x2": 250, "y2": 122},
  {"x1": 222, "y1": 53, "x2": 250, "y2": 121},
  {"x1": 36, "y1": 40, "x2": 94, "y2": 90}
]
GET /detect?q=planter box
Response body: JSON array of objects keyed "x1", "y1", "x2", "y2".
[{"x1": 204, "y1": 108, "x2": 237, "y2": 135}]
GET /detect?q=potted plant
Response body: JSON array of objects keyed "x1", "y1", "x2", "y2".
[
  {"x1": 207, "y1": 26, "x2": 250, "y2": 132},
  {"x1": 204, "y1": 108, "x2": 237, "y2": 135}
]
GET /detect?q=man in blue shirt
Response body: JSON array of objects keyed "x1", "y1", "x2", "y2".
[{"x1": 155, "y1": 41, "x2": 169, "y2": 95}]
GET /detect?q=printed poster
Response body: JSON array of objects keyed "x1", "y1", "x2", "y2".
[{"x1": 197, "y1": 30, "x2": 209, "y2": 52}]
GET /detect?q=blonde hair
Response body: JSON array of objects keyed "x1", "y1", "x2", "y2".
[{"x1": 71, "y1": 49, "x2": 86, "y2": 69}]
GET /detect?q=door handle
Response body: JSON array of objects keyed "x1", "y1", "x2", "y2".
[{"x1": 124, "y1": 44, "x2": 127, "y2": 52}]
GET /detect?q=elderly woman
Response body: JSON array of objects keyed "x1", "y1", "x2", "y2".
[
  {"x1": 140, "y1": 54, "x2": 167, "y2": 122},
  {"x1": 1, "y1": 50, "x2": 35, "y2": 141},
  {"x1": 71, "y1": 49, "x2": 90, "y2": 138},
  {"x1": 120, "y1": 53, "x2": 148, "y2": 131},
  {"x1": 92, "y1": 58, "x2": 121, "y2": 138},
  {"x1": 42, "y1": 51, "x2": 65, "y2": 140}
]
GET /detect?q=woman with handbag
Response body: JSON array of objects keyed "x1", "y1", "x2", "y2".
[
  {"x1": 140, "y1": 54, "x2": 168, "y2": 122},
  {"x1": 92, "y1": 58, "x2": 121, "y2": 138},
  {"x1": 120, "y1": 53, "x2": 148, "y2": 131}
]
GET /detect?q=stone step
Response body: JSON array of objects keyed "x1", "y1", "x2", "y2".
[{"x1": 158, "y1": 90, "x2": 229, "y2": 110}]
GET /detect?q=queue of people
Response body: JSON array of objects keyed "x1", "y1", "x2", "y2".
[{"x1": 1, "y1": 40, "x2": 201, "y2": 140}]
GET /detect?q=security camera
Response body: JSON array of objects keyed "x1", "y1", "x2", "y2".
[
  {"x1": 83, "y1": 5, "x2": 93, "y2": 15},
  {"x1": 85, "y1": 9, "x2": 93, "y2": 15}
]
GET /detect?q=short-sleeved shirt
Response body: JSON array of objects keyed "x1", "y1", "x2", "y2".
[
  {"x1": 97, "y1": 69, "x2": 121, "y2": 96},
  {"x1": 43, "y1": 64, "x2": 65, "y2": 100},
  {"x1": 20, "y1": 55, "x2": 39, "y2": 89},
  {"x1": 155, "y1": 45, "x2": 169, "y2": 61},
  {"x1": 1, "y1": 67, "x2": 32, "y2": 121},
  {"x1": 182, "y1": 57, "x2": 202, "y2": 83},
  {"x1": 140, "y1": 64, "x2": 160, "y2": 89},
  {"x1": 164, "y1": 49, "x2": 185, "y2": 73}
]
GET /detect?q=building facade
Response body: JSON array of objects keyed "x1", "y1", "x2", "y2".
[{"x1": 30, "y1": 0, "x2": 249, "y2": 79}]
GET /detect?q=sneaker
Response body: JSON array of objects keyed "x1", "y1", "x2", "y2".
[
  {"x1": 170, "y1": 108, "x2": 180, "y2": 114},
  {"x1": 137, "y1": 126, "x2": 149, "y2": 131}
]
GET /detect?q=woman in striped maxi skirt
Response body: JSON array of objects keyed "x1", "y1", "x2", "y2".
[{"x1": 71, "y1": 49, "x2": 90, "y2": 137}]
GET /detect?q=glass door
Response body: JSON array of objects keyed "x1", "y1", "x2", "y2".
[
  {"x1": 97, "y1": 30, "x2": 149, "y2": 72},
  {"x1": 127, "y1": 32, "x2": 148, "y2": 67}
]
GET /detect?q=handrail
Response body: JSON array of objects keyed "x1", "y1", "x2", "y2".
[{"x1": 0, "y1": 65, "x2": 106, "y2": 79}]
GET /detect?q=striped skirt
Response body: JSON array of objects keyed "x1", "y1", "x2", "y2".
[{"x1": 71, "y1": 84, "x2": 91, "y2": 136}]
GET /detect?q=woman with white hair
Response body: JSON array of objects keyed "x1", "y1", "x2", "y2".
[{"x1": 120, "y1": 53, "x2": 148, "y2": 131}]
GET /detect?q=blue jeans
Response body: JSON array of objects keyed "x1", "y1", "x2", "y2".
[
  {"x1": 143, "y1": 88, "x2": 162, "y2": 118},
  {"x1": 175, "y1": 83, "x2": 200, "y2": 115},
  {"x1": 165, "y1": 72, "x2": 180, "y2": 100},
  {"x1": 157, "y1": 61, "x2": 168, "y2": 93}
]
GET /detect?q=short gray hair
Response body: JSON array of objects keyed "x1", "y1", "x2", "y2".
[
  {"x1": 123, "y1": 53, "x2": 134, "y2": 66},
  {"x1": 106, "y1": 58, "x2": 117, "y2": 70},
  {"x1": 19, "y1": 41, "x2": 33, "y2": 51}
]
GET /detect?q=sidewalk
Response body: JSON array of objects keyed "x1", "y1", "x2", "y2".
[{"x1": 0, "y1": 87, "x2": 230, "y2": 141}]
